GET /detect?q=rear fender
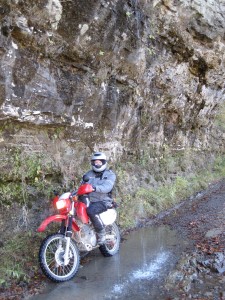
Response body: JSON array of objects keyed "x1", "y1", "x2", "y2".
[
  {"x1": 37, "y1": 215, "x2": 80, "y2": 232},
  {"x1": 99, "y1": 208, "x2": 117, "y2": 225}
]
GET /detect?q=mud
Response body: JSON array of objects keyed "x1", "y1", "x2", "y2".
[
  {"x1": 151, "y1": 179, "x2": 225, "y2": 299},
  {"x1": 1, "y1": 179, "x2": 225, "y2": 299},
  {"x1": 30, "y1": 226, "x2": 186, "y2": 300}
]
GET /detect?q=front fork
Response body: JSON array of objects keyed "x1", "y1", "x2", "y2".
[{"x1": 63, "y1": 214, "x2": 73, "y2": 265}]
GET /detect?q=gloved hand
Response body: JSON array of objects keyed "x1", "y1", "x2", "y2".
[{"x1": 112, "y1": 201, "x2": 119, "y2": 208}]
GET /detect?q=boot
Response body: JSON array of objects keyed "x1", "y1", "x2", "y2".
[{"x1": 97, "y1": 228, "x2": 106, "y2": 245}]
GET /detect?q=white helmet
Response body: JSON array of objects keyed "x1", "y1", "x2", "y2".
[{"x1": 91, "y1": 152, "x2": 107, "y2": 172}]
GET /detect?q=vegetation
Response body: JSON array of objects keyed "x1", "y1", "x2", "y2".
[
  {"x1": 0, "y1": 148, "x2": 63, "y2": 287},
  {"x1": 0, "y1": 148, "x2": 62, "y2": 208},
  {"x1": 215, "y1": 102, "x2": 225, "y2": 130},
  {"x1": 0, "y1": 229, "x2": 58, "y2": 287},
  {"x1": 0, "y1": 232, "x2": 41, "y2": 286},
  {"x1": 117, "y1": 151, "x2": 225, "y2": 228}
]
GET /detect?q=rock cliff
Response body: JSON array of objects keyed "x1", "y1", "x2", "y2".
[{"x1": 0, "y1": 0, "x2": 225, "y2": 228}]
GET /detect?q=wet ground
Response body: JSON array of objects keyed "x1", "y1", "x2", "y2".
[
  {"x1": 30, "y1": 179, "x2": 225, "y2": 300},
  {"x1": 30, "y1": 226, "x2": 186, "y2": 300},
  {"x1": 1, "y1": 179, "x2": 225, "y2": 299},
  {"x1": 156, "y1": 179, "x2": 225, "y2": 300}
]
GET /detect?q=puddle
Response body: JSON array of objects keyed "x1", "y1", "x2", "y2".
[
  {"x1": 31, "y1": 225, "x2": 186, "y2": 300},
  {"x1": 107, "y1": 251, "x2": 170, "y2": 299}
]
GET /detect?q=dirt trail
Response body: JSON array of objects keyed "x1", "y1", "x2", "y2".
[{"x1": 153, "y1": 179, "x2": 225, "y2": 299}]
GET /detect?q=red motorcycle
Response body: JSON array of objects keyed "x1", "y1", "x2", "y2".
[{"x1": 37, "y1": 182, "x2": 120, "y2": 282}]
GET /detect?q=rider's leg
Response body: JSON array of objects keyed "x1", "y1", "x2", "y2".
[{"x1": 86, "y1": 202, "x2": 107, "y2": 244}]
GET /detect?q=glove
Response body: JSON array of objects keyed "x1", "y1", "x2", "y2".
[
  {"x1": 112, "y1": 201, "x2": 118, "y2": 208},
  {"x1": 53, "y1": 190, "x2": 59, "y2": 196},
  {"x1": 92, "y1": 185, "x2": 96, "y2": 192}
]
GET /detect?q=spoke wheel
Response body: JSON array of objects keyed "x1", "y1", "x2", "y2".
[
  {"x1": 99, "y1": 223, "x2": 120, "y2": 257},
  {"x1": 39, "y1": 233, "x2": 80, "y2": 282}
]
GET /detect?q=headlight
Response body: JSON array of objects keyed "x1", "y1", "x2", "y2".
[
  {"x1": 54, "y1": 198, "x2": 71, "y2": 213},
  {"x1": 56, "y1": 199, "x2": 68, "y2": 210}
]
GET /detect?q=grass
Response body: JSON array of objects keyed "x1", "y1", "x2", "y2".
[
  {"x1": 117, "y1": 153, "x2": 225, "y2": 229},
  {"x1": 0, "y1": 222, "x2": 60, "y2": 287},
  {"x1": 0, "y1": 149, "x2": 62, "y2": 207},
  {"x1": 0, "y1": 231, "x2": 42, "y2": 287}
]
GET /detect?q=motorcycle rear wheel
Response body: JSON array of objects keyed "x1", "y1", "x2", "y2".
[
  {"x1": 39, "y1": 233, "x2": 80, "y2": 282},
  {"x1": 99, "y1": 223, "x2": 120, "y2": 257}
]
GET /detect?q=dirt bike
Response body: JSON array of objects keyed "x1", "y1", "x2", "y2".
[{"x1": 37, "y1": 182, "x2": 120, "y2": 282}]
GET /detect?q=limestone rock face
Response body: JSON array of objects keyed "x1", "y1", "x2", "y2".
[{"x1": 0, "y1": 0, "x2": 225, "y2": 211}]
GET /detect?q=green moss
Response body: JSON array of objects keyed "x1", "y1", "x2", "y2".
[
  {"x1": 214, "y1": 102, "x2": 225, "y2": 130},
  {"x1": 0, "y1": 148, "x2": 62, "y2": 208},
  {"x1": 0, "y1": 183, "x2": 23, "y2": 206}
]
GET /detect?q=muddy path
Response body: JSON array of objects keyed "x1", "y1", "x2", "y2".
[
  {"x1": 151, "y1": 179, "x2": 225, "y2": 299},
  {"x1": 30, "y1": 225, "x2": 187, "y2": 300},
  {"x1": 1, "y1": 179, "x2": 225, "y2": 300}
]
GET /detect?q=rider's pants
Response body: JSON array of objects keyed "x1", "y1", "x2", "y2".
[{"x1": 86, "y1": 202, "x2": 107, "y2": 232}]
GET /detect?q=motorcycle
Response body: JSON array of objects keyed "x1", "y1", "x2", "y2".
[{"x1": 37, "y1": 181, "x2": 120, "y2": 282}]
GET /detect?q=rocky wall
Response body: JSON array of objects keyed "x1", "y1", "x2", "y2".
[{"x1": 0, "y1": 0, "x2": 225, "y2": 225}]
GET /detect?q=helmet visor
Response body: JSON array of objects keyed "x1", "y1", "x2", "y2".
[{"x1": 91, "y1": 159, "x2": 106, "y2": 168}]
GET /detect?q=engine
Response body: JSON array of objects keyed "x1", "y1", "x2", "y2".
[{"x1": 73, "y1": 221, "x2": 97, "y2": 251}]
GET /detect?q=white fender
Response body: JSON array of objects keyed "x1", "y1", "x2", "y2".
[
  {"x1": 99, "y1": 208, "x2": 117, "y2": 225},
  {"x1": 59, "y1": 192, "x2": 71, "y2": 200}
]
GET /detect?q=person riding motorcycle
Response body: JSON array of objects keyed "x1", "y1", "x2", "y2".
[{"x1": 82, "y1": 152, "x2": 116, "y2": 244}]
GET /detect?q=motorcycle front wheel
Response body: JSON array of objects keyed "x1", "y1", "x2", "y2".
[
  {"x1": 99, "y1": 222, "x2": 120, "y2": 257},
  {"x1": 39, "y1": 233, "x2": 80, "y2": 282}
]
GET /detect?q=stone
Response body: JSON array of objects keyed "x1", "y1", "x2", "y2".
[
  {"x1": 0, "y1": 0, "x2": 225, "y2": 238},
  {"x1": 205, "y1": 228, "x2": 224, "y2": 238}
]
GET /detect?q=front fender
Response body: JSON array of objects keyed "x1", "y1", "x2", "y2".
[{"x1": 37, "y1": 215, "x2": 80, "y2": 232}]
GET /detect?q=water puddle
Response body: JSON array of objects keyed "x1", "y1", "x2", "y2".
[
  {"x1": 31, "y1": 225, "x2": 186, "y2": 300},
  {"x1": 108, "y1": 251, "x2": 170, "y2": 299}
]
